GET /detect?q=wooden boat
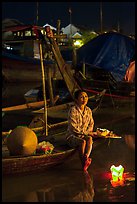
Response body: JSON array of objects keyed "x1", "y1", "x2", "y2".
[
  {"x1": 2, "y1": 50, "x2": 72, "y2": 83},
  {"x1": 2, "y1": 95, "x2": 59, "y2": 114},
  {"x1": 31, "y1": 89, "x2": 106, "y2": 116},
  {"x1": 2, "y1": 142, "x2": 76, "y2": 176},
  {"x1": 2, "y1": 87, "x2": 106, "y2": 119},
  {"x1": 2, "y1": 25, "x2": 71, "y2": 83},
  {"x1": 75, "y1": 32, "x2": 135, "y2": 98},
  {"x1": 2, "y1": 100, "x2": 45, "y2": 113},
  {"x1": 2, "y1": 125, "x2": 121, "y2": 176},
  {"x1": 27, "y1": 89, "x2": 106, "y2": 129},
  {"x1": 75, "y1": 71, "x2": 135, "y2": 98},
  {"x1": 2, "y1": 50, "x2": 55, "y2": 82}
]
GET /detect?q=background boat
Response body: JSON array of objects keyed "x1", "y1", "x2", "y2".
[
  {"x1": 2, "y1": 24, "x2": 73, "y2": 83},
  {"x1": 2, "y1": 50, "x2": 56, "y2": 82},
  {"x1": 74, "y1": 31, "x2": 135, "y2": 97}
]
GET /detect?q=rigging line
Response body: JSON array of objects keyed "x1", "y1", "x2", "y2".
[{"x1": 84, "y1": 88, "x2": 133, "y2": 100}]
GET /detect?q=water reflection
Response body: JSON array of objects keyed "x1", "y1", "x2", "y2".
[
  {"x1": 36, "y1": 171, "x2": 94, "y2": 202},
  {"x1": 3, "y1": 170, "x2": 95, "y2": 202}
]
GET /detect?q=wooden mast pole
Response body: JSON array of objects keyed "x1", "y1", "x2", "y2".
[
  {"x1": 39, "y1": 40, "x2": 48, "y2": 136},
  {"x1": 33, "y1": 26, "x2": 48, "y2": 136},
  {"x1": 36, "y1": 2, "x2": 39, "y2": 25},
  {"x1": 100, "y1": 2, "x2": 103, "y2": 34}
]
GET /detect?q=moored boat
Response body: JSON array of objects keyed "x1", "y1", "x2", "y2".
[
  {"x1": 2, "y1": 124, "x2": 122, "y2": 176},
  {"x1": 2, "y1": 142, "x2": 76, "y2": 176},
  {"x1": 2, "y1": 95, "x2": 60, "y2": 114},
  {"x1": 2, "y1": 50, "x2": 56, "y2": 82},
  {"x1": 2, "y1": 25, "x2": 72, "y2": 83},
  {"x1": 74, "y1": 31, "x2": 135, "y2": 98}
]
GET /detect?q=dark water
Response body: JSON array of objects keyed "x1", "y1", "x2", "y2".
[{"x1": 2, "y1": 82, "x2": 135, "y2": 202}]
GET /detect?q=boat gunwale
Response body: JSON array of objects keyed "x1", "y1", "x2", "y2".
[{"x1": 2, "y1": 147, "x2": 76, "y2": 161}]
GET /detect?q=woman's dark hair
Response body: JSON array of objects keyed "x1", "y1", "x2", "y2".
[{"x1": 74, "y1": 89, "x2": 88, "y2": 99}]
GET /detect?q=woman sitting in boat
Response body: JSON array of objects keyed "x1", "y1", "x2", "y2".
[{"x1": 66, "y1": 89, "x2": 96, "y2": 171}]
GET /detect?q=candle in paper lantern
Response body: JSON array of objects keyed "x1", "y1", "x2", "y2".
[{"x1": 110, "y1": 165, "x2": 124, "y2": 181}]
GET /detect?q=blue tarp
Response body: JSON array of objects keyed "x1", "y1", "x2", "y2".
[{"x1": 76, "y1": 32, "x2": 135, "y2": 82}]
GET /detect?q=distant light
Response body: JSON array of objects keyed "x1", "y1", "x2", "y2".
[
  {"x1": 6, "y1": 46, "x2": 13, "y2": 50},
  {"x1": 73, "y1": 40, "x2": 83, "y2": 48}
]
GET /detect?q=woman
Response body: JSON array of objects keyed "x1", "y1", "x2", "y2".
[{"x1": 66, "y1": 89, "x2": 96, "y2": 171}]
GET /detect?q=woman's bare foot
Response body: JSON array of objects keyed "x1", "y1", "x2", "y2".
[{"x1": 83, "y1": 156, "x2": 92, "y2": 171}]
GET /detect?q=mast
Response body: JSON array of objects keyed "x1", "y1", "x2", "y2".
[
  {"x1": 39, "y1": 41, "x2": 48, "y2": 136},
  {"x1": 100, "y1": 2, "x2": 103, "y2": 33},
  {"x1": 36, "y1": 2, "x2": 39, "y2": 25},
  {"x1": 69, "y1": 8, "x2": 72, "y2": 37}
]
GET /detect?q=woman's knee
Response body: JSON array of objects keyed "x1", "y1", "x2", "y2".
[{"x1": 88, "y1": 137, "x2": 93, "y2": 145}]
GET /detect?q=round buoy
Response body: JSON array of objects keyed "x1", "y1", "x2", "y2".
[{"x1": 7, "y1": 126, "x2": 38, "y2": 156}]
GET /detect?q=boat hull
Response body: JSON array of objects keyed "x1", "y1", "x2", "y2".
[
  {"x1": 2, "y1": 52, "x2": 63, "y2": 82},
  {"x1": 2, "y1": 145, "x2": 76, "y2": 176}
]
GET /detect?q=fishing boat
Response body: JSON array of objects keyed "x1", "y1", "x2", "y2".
[
  {"x1": 2, "y1": 100, "x2": 45, "y2": 113},
  {"x1": 2, "y1": 124, "x2": 121, "y2": 176},
  {"x1": 75, "y1": 73, "x2": 135, "y2": 98},
  {"x1": 28, "y1": 89, "x2": 106, "y2": 127},
  {"x1": 2, "y1": 95, "x2": 59, "y2": 115},
  {"x1": 2, "y1": 92, "x2": 104, "y2": 133},
  {"x1": 2, "y1": 49, "x2": 56, "y2": 83},
  {"x1": 2, "y1": 25, "x2": 71, "y2": 83},
  {"x1": 2, "y1": 141, "x2": 76, "y2": 176},
  {"x1": 74, "y1": 31, "x2": 135, "y2": 97}
]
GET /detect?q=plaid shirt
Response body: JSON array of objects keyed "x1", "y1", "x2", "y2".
[{"x1": 66, "y1": 104, "x2": 94, "y2": 138}]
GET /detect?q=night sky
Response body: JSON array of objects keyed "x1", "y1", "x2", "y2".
[{"x1": 2, "y1": 2, "x2": 135, "y2": 35}]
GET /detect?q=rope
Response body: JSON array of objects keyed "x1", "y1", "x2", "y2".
[{"x1": 83, "y1": 88, "x2": 134, "y2": 100}]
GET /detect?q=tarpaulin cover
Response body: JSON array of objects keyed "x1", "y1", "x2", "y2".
[{"x1": 76, "y1": 32, "x2": 135, "y2": 82}]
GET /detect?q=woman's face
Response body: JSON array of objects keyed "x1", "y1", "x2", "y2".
[{"x1": 76, "y1": 92, "x2": 88, "y2": 106}]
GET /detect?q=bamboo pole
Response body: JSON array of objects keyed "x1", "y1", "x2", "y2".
[
  {"x1": 39, "y1": 41, "x2": 48, "y2": 136},
  {"x1": 47, "y1": 66, "x2": 54, "y2": 106}
]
